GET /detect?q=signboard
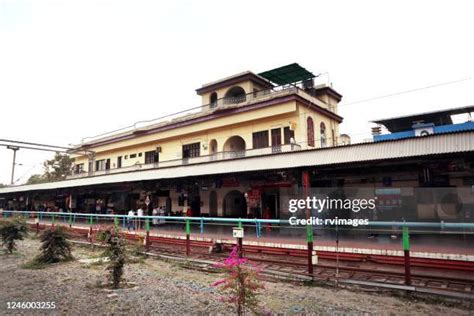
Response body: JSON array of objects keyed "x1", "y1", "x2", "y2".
[
  {"x1": 233, "y1": 227, "x2": 244, "y2": 239},
  {"x1": 247, "y1": 188, "x2": 261, "y2": 208},
  {"x1": 223, "y1": 178, "x2": 240, "y2": 187},
  {"x1": 247, "y1": 188, "x2": 261, "y2": 200}
]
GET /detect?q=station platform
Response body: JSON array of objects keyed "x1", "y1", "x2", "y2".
[{"x1": 27, "y1": 217, "x2": 474, "y2": 262}]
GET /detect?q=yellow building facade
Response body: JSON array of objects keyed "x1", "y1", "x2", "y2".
[
  {"x1": 71, "y1": 70, "x2": 343, "y2": 175},
  {"x1": 67, "y1": 66, "x2": 343, "y2": 216}
]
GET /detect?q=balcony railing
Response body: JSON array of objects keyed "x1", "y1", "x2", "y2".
[
  {"x1": 209, "y1": 86, "x2": 335, "y2": 113},
  {"x1": 67, "y1": 143, "x2": 302, "y2": 179}
]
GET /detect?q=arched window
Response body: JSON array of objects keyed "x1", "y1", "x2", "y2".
[
  {"x1": 320, "y1": 122, "x2": 327, "y2": 147},
  {"x1": 224, "y1": 86, "x2": 246, "y2": 104},
  {"x1": 307, "y1": 117, "x2": 315, "y2": 147},
  {"x1": 222, "y1": 190, "x2": 247, "y2": 217},
  {"x1": 210, "y1": 92, "x2": 218, "y2": 108}
]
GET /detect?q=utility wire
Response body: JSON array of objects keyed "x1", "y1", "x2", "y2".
[
  {"x1": 14, "y1": 164, "x2": 42, "y2": 184},
  {"x1": 338, "y1": 77, "x2": 473, "y2": 107},
  {"x1": 0, "y1": 139, "x2": 72, "y2": 150},
  {"x1": 0, "y1": 143, "x2": 68, "y2": 153}
]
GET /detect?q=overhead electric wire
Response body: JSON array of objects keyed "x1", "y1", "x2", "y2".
[
  {"x1": 0, "y1": 143, "x2": 68, "y2": 153},
  {"x1": 337, "y1": 77, "x2": 473, "y2": 107},
  {"x1": 0, "y1": 139, "x2": 72, "y2": 150},
  {"x1": 13, "y1": 164, "x2": 42, "y2": 184}
]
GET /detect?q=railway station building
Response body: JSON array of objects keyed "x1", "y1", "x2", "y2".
[{"x1": 0, "y1": 64, "x2": 473, "y2": 224}]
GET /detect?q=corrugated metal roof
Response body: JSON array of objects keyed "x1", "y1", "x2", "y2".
[
  {"x1": 372, "y1": 105, "x2": 474, "y2": 133},
  {"x1": 1, "y1": 131, "x2": 473, "y2": 194}
]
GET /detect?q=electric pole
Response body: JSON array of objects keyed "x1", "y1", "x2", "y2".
[{"x1": 7, "y1": 145, "x2": 20, "y2": 185}]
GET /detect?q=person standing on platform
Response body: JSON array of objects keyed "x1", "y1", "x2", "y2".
[
  {"x1": 263, "y1": 206, "x2": 272, "y2": 233},
  {"x1": 137, "y1": 206, "x2": 144, "y2": 230},
  {"x1": 152, "y1": 207, "x2": 159, "y2": 227},
  {"x1": 158, "y1": 206, "x2": 166, "y2": 224},
  {"x1": 127, "y1": 209, "x2": 135, "y2": 231}
]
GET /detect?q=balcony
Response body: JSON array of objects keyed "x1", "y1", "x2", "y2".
[
  {"x1": 209, "y1": 86, "x2": 336, "y2": 114},
  {"x1": 67, "y1": 143, "x2": 302, "y2": 179}
]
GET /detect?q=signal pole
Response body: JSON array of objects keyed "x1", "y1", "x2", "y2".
[{"x1": 7, "y1": 145, "x2": 20, "y2": 185}]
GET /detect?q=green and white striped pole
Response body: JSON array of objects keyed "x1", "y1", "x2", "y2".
[
  {"x1": 185, "y1": 219, "x2": 190, "y2": 256},
  {"x1": 403, "y1": 226, "x2": 411, "y2": 286},
  {"x1": 145, "y1": 218, "x2": 150, "y2": 251},
  {"x1": 114, "y1": 216, "x2": 119, "y2": 230},
  {"x1": 238, "y1": 219, "x2": 243, "y2": 258}
]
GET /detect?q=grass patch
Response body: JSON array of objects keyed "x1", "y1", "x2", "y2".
[
  {"x1": 128, "y1": 256, "x2": 146, "y2": 265},
  {"x1": 22, "y1": 258, "x2": 47, "y2": 270},
  {"x1": 0, "y1": 251, "x2": 23, "y2": 257},
  {"x1": 82, "y1": 260, "x2": 108, "y2": 269}
]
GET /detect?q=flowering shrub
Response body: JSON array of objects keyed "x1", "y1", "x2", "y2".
[{"x1": 212, "y1": 246, "x2": 264, "y2": 315}]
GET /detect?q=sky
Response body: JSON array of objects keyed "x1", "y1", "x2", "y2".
[{"x1": 0, "y1": 0, "x2": 473, "y2": 185}]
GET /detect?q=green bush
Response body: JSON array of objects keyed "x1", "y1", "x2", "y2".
[
  {"x1": 0, "y1": 217, "x2": 28, "y2": 254},
  {"x1": 36, "y1": 226, "x2": 73, "y2": 263}
]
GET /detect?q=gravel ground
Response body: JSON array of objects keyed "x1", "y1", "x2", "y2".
[{"x1": 0, "y1": 238, "x2": 471, "y2": 315}]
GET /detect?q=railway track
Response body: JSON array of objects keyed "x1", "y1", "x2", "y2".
[{"x1": 33, "y1": 223, "x2": 474, "y2": 300}]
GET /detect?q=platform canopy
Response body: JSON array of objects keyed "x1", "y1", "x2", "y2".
[
  {"x1": 259, "y1": 63, "x2": 316, "y2": 86},
  {"x1": 0, "y1": 131, "x2": 473, "y2": 195}
]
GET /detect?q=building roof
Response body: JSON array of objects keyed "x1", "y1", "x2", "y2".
[
  {"x1": 372, "y1": 105, "x2": 474, "y2": 133},
  {"x1": 2, "y1": 130, "x2": 473, "y2": 195},
  {"x1": 307, "y1": 85, "x2": 343, "y2": 102},
  {"x1": 259, "y1": 63, "x2": 316, "y2": 86},
  {"x1": 195, "y1": 71, "x2": 274, "y2": 95}
]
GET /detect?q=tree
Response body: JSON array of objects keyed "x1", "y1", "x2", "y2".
[
  {"x1": 0, "y1": 183, "x2": 5, "y2": 188},
  {"x1": 0, "y1": 217, "x2": 28, "y2": 254},
  {"x1": 26, "y1": 174, "x2": 47, "y2": 185},
  {"x1": 43, "y1": 153, "x2": 74, "y2": 181},
  {"x1": 26, "y1": 153, "x2": 74, "y2": 184}
]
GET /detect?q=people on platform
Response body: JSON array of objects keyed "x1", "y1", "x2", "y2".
[
  {"x1": 263, "y1": 206, "x2": 272, "y2": 232},
  {"x1": 186, "y1": 206, "x2": 192, "y2": 217},
  {"x1": 137, "y1": 206, "x2": 144, "y2": 230},
  {"x1": 158, "y1": 206, "x2": 166, "y2": 224},
  {"x1": 127, "y1": 209, "x2": 135, "y2": 231},
  {"x1": 152, "y1": 207, "x2": 159, "y2": 226}
]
